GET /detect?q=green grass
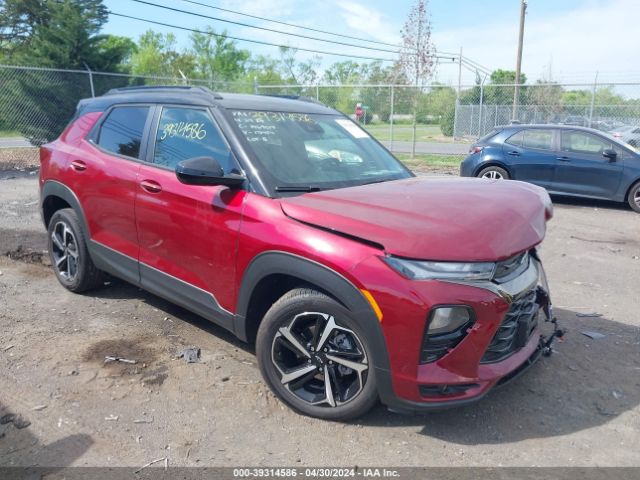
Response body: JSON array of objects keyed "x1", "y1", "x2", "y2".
[
  {"x1": 394, "y1": 153, "x2": 463, "y2": 168},
  {"x1": 364, "y1": 124, "x2": 451, "y2": 143},
  {"x1": 0, "y1": 130, "x2": 21, "y2": 138}
]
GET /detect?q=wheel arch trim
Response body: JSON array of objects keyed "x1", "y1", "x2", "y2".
[
  {"x1": 41, "y1": 180, "x2": 89, "y2": 234},
  {"x1": 234, "y1": 250, "x2": 391, "y2": 374},
  {"x1": 624, "y1": 177, "x2": 640, "y2": 200},
  {"x1": 474, "y1": 161, "x2": 512, "y2": 178}
]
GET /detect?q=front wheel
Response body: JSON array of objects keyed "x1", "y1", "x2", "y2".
[
  {"x1": 627, "y1": 181, "x2": 640, "y2": 213},
  {"x1": 256, "y1": 288, "x2": 378, "y2": 421},
  {"x1": 477, "y1": 165, "x2": 510, "y2": 180}
]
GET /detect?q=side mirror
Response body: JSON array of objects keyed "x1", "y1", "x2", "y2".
[
  {"x1": 603, "y1": 148, "x2": 617, "y2": 161},
  {"x1": 175, "y1": 156, "x2": 245, "y2": 187}
]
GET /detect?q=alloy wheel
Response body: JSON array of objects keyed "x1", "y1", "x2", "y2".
[
  {"x1": 482, "y1": 170, "x2": 504, "y2": 180},
  {"x1": 271, "y1": 312, "x2": 368, "y2": 408},
  {"x1": 634, "y1": 189, "x2": 640, "y2": 209},
  {"x1": 50, "y1": 221, "x2": 80, "y2": 282}
]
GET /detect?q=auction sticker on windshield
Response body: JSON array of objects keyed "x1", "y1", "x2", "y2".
[{"x1": 335, "y1": 119, "x2": 369, "y2": 139}]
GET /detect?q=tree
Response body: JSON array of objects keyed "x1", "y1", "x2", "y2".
[
  {"x1": 398, "y1": 0, "x2": 435, "y2": 157},
  {"x1": 0, "y1": 0, "x2": 136, "y2": 143},
  {"x1": 94, "y1": 35, "x2": 137, "y2": 72},
  {"x1": 483, "y1": 69, "x2": 528, "y2": 106},
  {"x1": 0, "y1": 0, "x2": 50, "y2": 61},
  {"x1": 323, "y1": 61, "x2": 368, "y2": 85},
  {"x1": 129, "y1": 30, "x2": 195, "y2": 80},
  {"x1": 279, "y1": 47, "x2": 321, "y2": 86},
  {"x1": 243, "y1": 55, "x2": 285, "y2": 92},
  {"x1": 190, "y1": 28, "x2": 250, "y2": 84},
  {"x1": 21, "y1": 0, "x2": 108, "y2": 68}
]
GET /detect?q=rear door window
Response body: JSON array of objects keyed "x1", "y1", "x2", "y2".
[
  {"x1": 97, "y1": 106, "x2": 149, "y2": 159},
  {"x1": 522, "y1": 129, "x2": 554, "y2": 150}
]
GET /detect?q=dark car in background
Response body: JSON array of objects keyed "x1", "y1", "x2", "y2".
[{"x1": 460, "y1": 124, "x2": 640, "y2": 212}]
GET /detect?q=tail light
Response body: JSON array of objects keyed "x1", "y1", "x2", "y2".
[{"x1": 470, "y1": 146, "x2": 483, "y2": 154}]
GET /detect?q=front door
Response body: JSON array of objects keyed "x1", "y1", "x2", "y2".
[
  {"x1": 135, "y1": 105, "x2": 245, "y2": 328},
  {"x1": 552, "y1": 130, "x2": 624, "y2": 198}
]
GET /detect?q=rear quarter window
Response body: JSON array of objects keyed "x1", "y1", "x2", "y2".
[
  {"x1": 505, "y1": 130, "x2": 524, "y2": 147},
  {"x1": 477, "y1": 129, "x2": 501, "y2": 143}
]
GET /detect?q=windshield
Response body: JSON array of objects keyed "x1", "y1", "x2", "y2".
[
  {"x1": 230, "y1": 110, "x2": 412, "y2": 194},
  {"x1": 603, "y1": 131, "x2": 640, "y2": 154}
]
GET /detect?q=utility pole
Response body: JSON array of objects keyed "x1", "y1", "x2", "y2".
[
  {"x1": 512, "y1": 0, "x2": 527, "y2": 121},
  {"x1": 453, "y1": 46, "x2": 462, "y2": 140}
]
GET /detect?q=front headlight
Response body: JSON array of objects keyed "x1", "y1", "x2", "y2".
[{"x1": 382, "y1": 256, "x2": 495, "y2": 281}]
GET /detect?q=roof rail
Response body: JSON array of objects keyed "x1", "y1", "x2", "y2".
[
  {"x1": 260, "y1": 94, "x2": 324, "y2": 105},
  {"x1": 104, "y1": 85, "x2": 223, "y2": 99}
]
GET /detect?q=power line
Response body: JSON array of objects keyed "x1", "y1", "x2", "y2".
[
  {"x1": 176, "y1": 0, "x2": 404, "y2": 50},
  {"x1": 129, "y1": 0, "x2": 402, "y2": 55},
  {"x1": 108, "y1": 12, "x2": 398, "y2": 62}
]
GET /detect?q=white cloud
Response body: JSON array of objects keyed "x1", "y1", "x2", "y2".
[
  {"x1": 433, "y1": 0, "x2": 640, "y2": 84},
  {"x1": 336, "y1": 1, "x2": 401, "y2": 45}
]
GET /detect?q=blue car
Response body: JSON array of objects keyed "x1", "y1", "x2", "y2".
[{"x1": 460, "y1": 124, "x2": 640, "y2": 212}]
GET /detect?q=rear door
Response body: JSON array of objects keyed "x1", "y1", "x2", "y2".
[
  {"x1": 73, "y1": 105, "x2": 152, "y2": 283},
  {"x1": 135, "y1": 105, "x2": 246, "y2": 328},
  {"x1": 502, "y1": 128, "x2": 558, "y2": 189},
  {"x1": 552, "y1": 130, "x2": 624, "y2": 198}
]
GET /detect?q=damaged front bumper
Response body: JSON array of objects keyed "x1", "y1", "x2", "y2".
[{"x1": 375, "y1": 250, "x2": 564, "y2": 414}]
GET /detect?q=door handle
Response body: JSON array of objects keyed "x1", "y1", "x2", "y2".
[
  {"x1": 70, "y1": 160, "x2": 87, "y2": 171},
  {"x1": 140, "y1": 179, "x2": 162, "y2": 193},
  {"x1": 507, "y1": 151, "x2": 520, "y2": 156},
  {"x1": 556, "y1": 156, "x2": 570, "y2": 162}
]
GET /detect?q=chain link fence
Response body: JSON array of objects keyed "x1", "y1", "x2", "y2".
[
  {"x1": 2, "y1": 63, "x2": 640, "y2": 171},
  {"x1": 0, "y1": 64, "x2": 253, "y2": 168},
  {"x1": 453, "y1": 82, "x2": 640, "y2": 140}
]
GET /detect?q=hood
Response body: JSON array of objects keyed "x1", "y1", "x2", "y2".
[{"x1": 280, "y1": 177, "x2": 552, "y2": 262}]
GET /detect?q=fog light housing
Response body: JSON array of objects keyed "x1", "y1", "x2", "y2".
[
  {"x1": 427, "y1": 306, "x2": 472, "y2": 335},
  {"x1": 420, "y1": 306, "x2": 475, "y2": 364}
]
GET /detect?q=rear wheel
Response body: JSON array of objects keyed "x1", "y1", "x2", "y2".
[
  {"x1": 47, "y1": 208, "x2": 105, "y2": 292},
  {"x1": 256, "y1": 288, "x2": 378, "y2": 421},
  {"x1": 477, "y1": 165, "x2": 510, "y2": 180},
  {"x1": 627, "y1": 181, "x2": 640, "y2": 213}
]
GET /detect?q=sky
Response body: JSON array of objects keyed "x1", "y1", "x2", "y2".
[{"x1": 102, "y1": 0, "x2": 640, "y2": 85}]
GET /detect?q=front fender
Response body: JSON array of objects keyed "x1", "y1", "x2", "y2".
[{"x1": 234, "y1": 251, "x2": 392, "y2": 377}]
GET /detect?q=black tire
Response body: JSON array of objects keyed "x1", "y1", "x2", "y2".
[
  {"x1": 627, "y1": 181, "x2": 640, "y2": 213},
  {"x1": 47, "y1": 208, "x2": 105, "y2": 292},
  {"x1": 477, "y1": 165, "x2": 510, "y2": 180},
  {"x1": 256, "y1": 288, "x2": 378, "y2": 421}
]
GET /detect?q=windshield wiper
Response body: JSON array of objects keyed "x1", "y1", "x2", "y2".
[
  {"x1": 361, "y1": 177, "x2": 392, "y2": 186},
  {"x1": 275, "y1": 186, "x2": 323, "y2": 192}
]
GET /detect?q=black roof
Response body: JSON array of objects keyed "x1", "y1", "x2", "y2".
[{"x1": 80, "y1": 85, "x2": 337, "y2": 115}]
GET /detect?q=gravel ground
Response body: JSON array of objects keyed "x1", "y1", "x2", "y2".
[{"x1": 1, "y1": 171, "x2": 639, "y2": 468}]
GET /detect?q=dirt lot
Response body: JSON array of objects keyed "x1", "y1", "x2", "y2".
[{"x1": 1, "y1": 169, "x2": 639, "y2": 468}]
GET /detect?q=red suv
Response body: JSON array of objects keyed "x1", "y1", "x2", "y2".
[{"x1": 39, "y1": 86, "x2": 556, "y2": 420}]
